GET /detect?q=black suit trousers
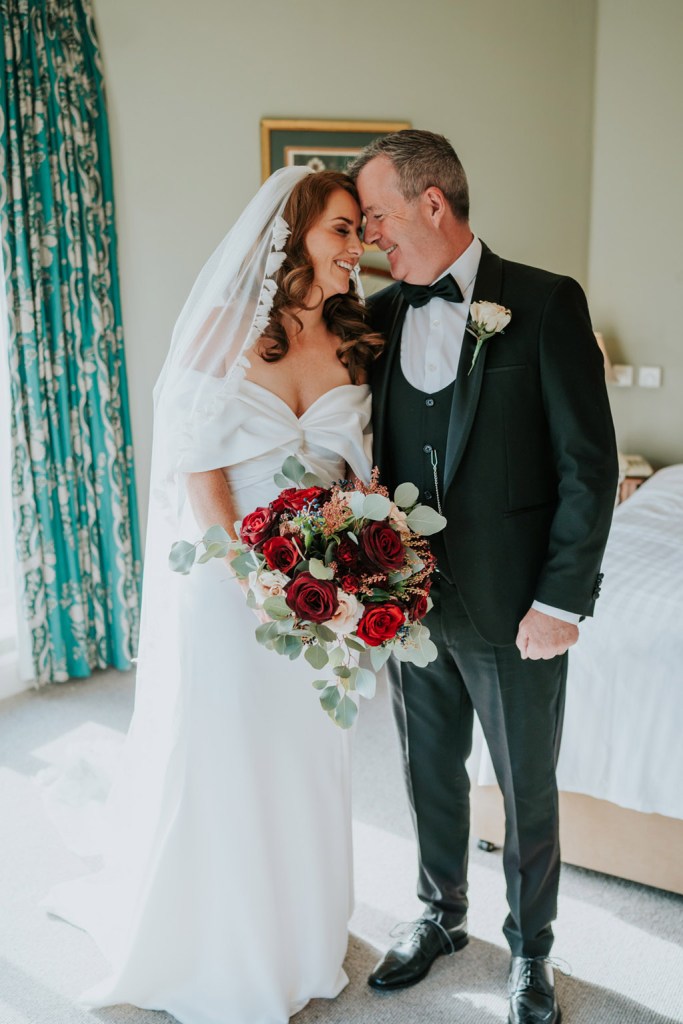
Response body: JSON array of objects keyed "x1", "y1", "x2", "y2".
[{"x1": 388, "y1": 576, "x2": 567, "y2": 957}]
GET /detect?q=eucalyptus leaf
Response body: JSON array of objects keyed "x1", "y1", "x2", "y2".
[
  {"x1": 328, "y1": 646, "x2": 345, "y2": 668},
  {"x1": 305, "y1": 644, "x2": 329, "y2": 670},
  {"x1": 355, "y1": 667, "x2": 376, "y2": 699},
  {"x1": 333, "y1": 665, "x2": 351, "y2": 679},
  {"x1": 392, "y1": 623, "x2": 439, "y2": 667},
  {"x1": 199, "y1": 541, "x2": 229, "y2": 562},
  {"x1": 324, "y1": 541, "x2": 337, "y2": 566},
  {"x1": 320, "y1": 685, "x2": 341, "y2": 711},
  {"x1": 334, "y1": 694, "x2": 358, "y2": 729},
  {"x1": 301, "y1": 472, "x2": 326, "y2": 487},
  {"x1": 345, "y1": 637, "x2": 366, "y2": 653},
  {"x1": 347, "y1": 492, "x2": 366, "y2": 518},
  {"x1": 346, "y1": 666, "x2": 358, "y2": 691},
  {"x1": 255, "y1": 621, "x2": 278, "y2": 645},
  {"x1": 370, "y1": 645, "x2": 392, "y2": 671},
  {"x1": 363, "y1": 493, "x2": 392, "y2": 520},
  {"x1": 405, "y1": 548, "x2": 425, "y2": 574},
  {"x1": 314, "y1": 624, "x2": 337, "y2": 643},
  {"x1": 406, "y1": 505, "x2": 448, "y2": 536},
  {"x1": 387, "y1": 567, "x2": 413, "y2": 584},
  {"x1": 271, "y1": 634, "x2": 289, "y2": 655},
  {"x1": 346, "y1": 531, "x2": 358, "y2": 544},
  {"x1": 282, "y1": 455, "x2": 306, "y2": 483},
  {"x1": 274, "y1": 473, "x2": 290, "y2": 489},
  {"x1": 231, "y1": 549, "x2": 260, "y2": 578},
  {"x1": 168, "y1": 540, "x2": 197, "y2": 574},
  {"x1": 284, "y1": 635, "x2": 303, "y2": 659},
  {"x1": 311, "y1": 678, "x2": 328, "y2": 690},
  {"x1": 276, "y1": 617, "x2": 294, "y2": 634},
  {"x1": 203, "y1": 524, "x2": 231, "y2": 545},
  {"x1": 263, "y1": 595, "x2": 291, "y2": 620},
  {"x1": 246, "y1": 589, "x2": 257, "y2": 609},
  {"x1": 308, "y1": 557, "x2": 334, "y2": 581},
  {"x1": 394, "y1": 481, "x2": 420, "y2": 508}
]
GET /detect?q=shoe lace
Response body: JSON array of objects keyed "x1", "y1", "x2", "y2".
[
  {"x1": 389, "y1": 918, "x2": 459, "y2": 956},
  {"x1": 518, "y1": 955, "x2": 573, "y2": 992}
]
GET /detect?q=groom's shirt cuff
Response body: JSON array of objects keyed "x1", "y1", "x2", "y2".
[{"x1": 532, "y1": 600, "x2": 581, "y2": 626}]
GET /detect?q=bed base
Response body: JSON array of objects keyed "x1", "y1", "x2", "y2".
[{"x1": 471, "y1": 784, "x2": 683, "y2": 895}]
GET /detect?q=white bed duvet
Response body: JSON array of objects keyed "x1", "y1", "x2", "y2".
[{"x1": 556, "y1": 464, "x2": 683, "y2": 818}]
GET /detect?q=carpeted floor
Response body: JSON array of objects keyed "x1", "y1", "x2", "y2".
[{"x1": 1, "y1": 669, "x2": 681, "y2": 1024}]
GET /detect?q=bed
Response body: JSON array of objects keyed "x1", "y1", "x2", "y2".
[{"x1": 471, "y1": 465, "x2": 683, "y2": 894}]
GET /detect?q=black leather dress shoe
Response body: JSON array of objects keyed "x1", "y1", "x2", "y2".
[
  {"x1": 368, "y1": 916, "x2": 468, "y2": 990},
  {"x1": 508, "y1": 956, "x2": 561, "y2": 1024}
]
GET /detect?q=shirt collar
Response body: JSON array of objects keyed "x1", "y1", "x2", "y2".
[{"x1": 433, "y1": 235, "x2": 482, "y2": 294}]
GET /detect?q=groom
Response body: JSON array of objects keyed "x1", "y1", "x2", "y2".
[{"x1": 351, "y1": 131, "x2": 617, "y2": 1024}]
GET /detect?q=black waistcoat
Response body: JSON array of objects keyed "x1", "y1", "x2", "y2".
[{"x1": 384, "y1": 359, "x2": 455, "y2": 580}]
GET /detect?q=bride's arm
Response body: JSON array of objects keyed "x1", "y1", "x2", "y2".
[
  {"x1": 185, "y1": 470, "x2": 269, "y2": 623},
  {"x1": 185, "y1": 469, "x2": 239, "y2": 545}
]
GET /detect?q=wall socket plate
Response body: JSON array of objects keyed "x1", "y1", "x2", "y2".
[
  {"x1": 612, "y1": 364, "x2": 634, "y2": 387},
  {"x1": 638, "y1": 366, "x2": 662, "y2": 388}
]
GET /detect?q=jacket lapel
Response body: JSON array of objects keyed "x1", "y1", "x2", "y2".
[
  {"x1": 443, "y1": 244, "x2": 503, "y2": 492},
  {"x1": 371, "y1": 289, "x2": 408, "y2": 471}
]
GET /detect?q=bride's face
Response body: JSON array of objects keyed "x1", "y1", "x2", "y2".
[{"x1": 304, "y1": 189, "x2": 364, "y2": 301}]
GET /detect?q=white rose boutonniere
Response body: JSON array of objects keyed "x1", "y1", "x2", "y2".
[{"x1": 466, "y1": 301, "x2": 512, "y2": 376}]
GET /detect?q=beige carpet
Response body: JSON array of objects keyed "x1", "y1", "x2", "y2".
[{"x1": 1, "y1": 669, "x2": 681, "y2": 1024}]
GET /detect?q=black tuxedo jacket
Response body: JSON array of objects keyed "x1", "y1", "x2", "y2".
[{"x1": 367, "y1": 243, "x2": 619, "y2": 645}]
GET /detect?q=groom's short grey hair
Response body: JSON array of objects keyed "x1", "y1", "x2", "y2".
[{"x1": 348, "y1": 129, "x2": 470, "y2": 222}]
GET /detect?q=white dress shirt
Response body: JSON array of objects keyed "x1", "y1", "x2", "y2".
[{"x1": 400, "y1": 235, "x2": 579, "y2": 627}]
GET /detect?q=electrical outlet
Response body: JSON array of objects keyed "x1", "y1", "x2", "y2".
[
  {"x1": 638, "y1": 366, "x2": 662, "y2": 388},
  {"x1": 612, "y1": 364, "x2": 634, "y2": 387}
]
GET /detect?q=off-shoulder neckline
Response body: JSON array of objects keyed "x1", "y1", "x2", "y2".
[{"x1": 240, "y1": 379, "x2": 370, "y2": 421}]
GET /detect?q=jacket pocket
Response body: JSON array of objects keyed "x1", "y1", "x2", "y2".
[
  {"x1": 485, "y1": 363, "x2": 527, "y2": 374},
  {"x1": 503, "y1": 499, "x2": 556, "y2": 518}
]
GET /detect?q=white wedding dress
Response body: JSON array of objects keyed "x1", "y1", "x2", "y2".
[{"x1": 43, "y1": 377, "x2": 372, "y2": 1024}]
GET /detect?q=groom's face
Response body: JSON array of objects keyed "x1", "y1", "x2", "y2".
[{"x1": 357, "y1": 156, "x2": 436, "y2": 285}]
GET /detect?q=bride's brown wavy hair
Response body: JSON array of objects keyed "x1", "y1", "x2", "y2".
[{"x1": 257, "y1": 171, "x2": 384, "y2": 382}]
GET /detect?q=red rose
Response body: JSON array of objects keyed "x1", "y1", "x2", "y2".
[
  {"x1": 240, "y1": 506, "x2": 276, "y2": 547},
  {"x1": 270, "y1": 488, "x2": 298, "y2": 514},
  {"x1": 262, "y1": 536, "x2": 300, "y2": 574},
  {"x1": 340, "y1": 575, "x2": 360, "y2": 594},
  {"x1": 285, "y1": 572, "x2": 339, "y2": 623},
  {"x1": 281, "y1": 486, "x2": 329, "y2": 513},
  {"x1": 408, "y1": 593, "x2": 429, "y2": 622},
  {"x1": 356, "y1": 602, "x2": 405, "y2": 647},
  {"x1": 359, "y1": 521, "x2": 405, "y2": 572},
  {"x1": 336, "y1": 538, "x2": 359, "y2": 569}
]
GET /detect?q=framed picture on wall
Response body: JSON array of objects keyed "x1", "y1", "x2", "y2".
[{"x1": 260, "y1": 118, "x2": 411, "y2": 181}]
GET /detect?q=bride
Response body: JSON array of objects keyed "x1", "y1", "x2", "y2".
[{"x1": 44, "y1": 166, "x2": 383, "y2": 1023}]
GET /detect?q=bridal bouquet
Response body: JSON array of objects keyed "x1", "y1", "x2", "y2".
[{"x1": 170, "y1": 458, "x2": 446, "y2": 728}]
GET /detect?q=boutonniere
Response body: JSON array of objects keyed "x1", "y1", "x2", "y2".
[{"x1": 466, "y1": 301, "x2": 512, "y2": 375}]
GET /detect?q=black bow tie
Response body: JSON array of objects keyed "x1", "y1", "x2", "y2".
[{"x1": 400, "y1": 274, "x2": 464, "y2": 308}]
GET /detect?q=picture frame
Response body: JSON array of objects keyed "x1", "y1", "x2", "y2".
[{"x1": 260, "y1": 118, "x2": 411, "y2": 181}]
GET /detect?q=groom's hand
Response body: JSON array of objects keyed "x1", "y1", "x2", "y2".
[{"x1": 516, "y1": 608, "x2": 579, "y2": 660}]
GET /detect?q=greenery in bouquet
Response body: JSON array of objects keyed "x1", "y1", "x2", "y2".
[{"x1": 170, "y1": 457, "x2": 447, "y2": 729}]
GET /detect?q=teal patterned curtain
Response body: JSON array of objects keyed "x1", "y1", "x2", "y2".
[{"x1": 0, "y1": 0, "x2": 142, "y2": 683}]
